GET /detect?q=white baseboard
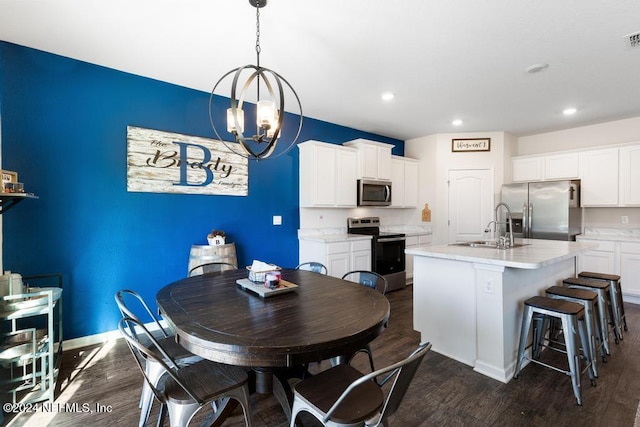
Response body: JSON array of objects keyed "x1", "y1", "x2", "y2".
[{"x1": 62, "y1": 320, "x2": 169, "y2": 351}]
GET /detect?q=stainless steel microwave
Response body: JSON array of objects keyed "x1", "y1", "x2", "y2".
[{"x1": 357, "y1": 179, "x2": 392, "y2": 206}]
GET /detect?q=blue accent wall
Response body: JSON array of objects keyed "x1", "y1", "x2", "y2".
[{"x1": 0, "y1": 42, "x2": 403, "y2": 339}]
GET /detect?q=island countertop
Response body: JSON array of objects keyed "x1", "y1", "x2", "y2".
[{"x1": 406, "y1": 238, "x2": 597, "y2": 270}]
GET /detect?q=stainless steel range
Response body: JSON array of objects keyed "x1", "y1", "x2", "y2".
[{"x1": 347, "y1": 217, "x2": 406, "y2": 292}]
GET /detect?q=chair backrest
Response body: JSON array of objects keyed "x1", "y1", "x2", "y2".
[
  {"x1": 296, "y1": 262, "x2": 328, "y2": 275},
  {"x1": 118, "y1": 317, "x2": 202, "y2": 404},
  {"x1": 342, "y1": 270, "x2": 388, "y2": 295},
  {"x1": 114, "y1": 289, "x2": 169, "y2": 340},
  {"x1": 324, "y1": 342, "x2": 431, "y2": 426},
  {"x1": 188, "y1": 262, "x2": 237, "y2": 277}
]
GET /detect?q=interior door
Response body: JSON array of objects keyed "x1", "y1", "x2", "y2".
[{"x1": 448, "y1": 169, "x2": 494, "y2": 243}]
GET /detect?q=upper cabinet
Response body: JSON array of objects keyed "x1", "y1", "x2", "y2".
[
  {"x1": 299, "y1": 141, "x2": 357, "y2": 208},
  {"x1": 512, "y1": 153, "x2": 578, "y2": 182},
  {"x1": 391, "y1": 156, "x2": 418, "y2": 208},
  {"x1": 619, "y1": 144, "x2": 640, "y2": 206},
  {"x1": 343, "y1": 139, "x2": 393, "y2": 180},
  {"x1": 579, "y1": 148, "x2": 619, "y2": 206}
]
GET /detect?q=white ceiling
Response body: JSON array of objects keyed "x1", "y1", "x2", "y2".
[{"x1": 2, "y1": 0, "x2": 640, "y2": 141}]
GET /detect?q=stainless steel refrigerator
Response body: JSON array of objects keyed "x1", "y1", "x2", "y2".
[{"x1": 500, "y1": 180, "x2": 582, "y2": 241}]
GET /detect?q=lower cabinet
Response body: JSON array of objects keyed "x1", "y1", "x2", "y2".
[
  {"x1": 577, "y1": 238, "x2": 640, "y2": 305},
  {"x1": 300, "y1": 238, "x2": 372, "y2": 278},
  {"x1": 405, "y1": 234, "x2": 433, "y2": 284}
]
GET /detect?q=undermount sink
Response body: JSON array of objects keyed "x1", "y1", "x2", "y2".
[{"x1": 451, "y1": 240, "x2": 530, "y2": 249}]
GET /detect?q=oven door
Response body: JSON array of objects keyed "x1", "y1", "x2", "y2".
[{"x1": 374, "y1": 237, "x2": 406, "y2": 275}]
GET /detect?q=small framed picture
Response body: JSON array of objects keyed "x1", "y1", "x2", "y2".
[
  {"x1": 1, "y1": 170, "x2": 18, "y2": 184},
  {"x1": 452, "y1": 138, "x2": 491, "y2": 152}
]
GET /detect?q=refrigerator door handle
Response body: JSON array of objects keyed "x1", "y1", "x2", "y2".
[
  {"x1": 528, "y1": 203, "x2": 533, "y2": 238},
  {"x1": 522, "y1": 203, "x2": 528, "y2": 237}
]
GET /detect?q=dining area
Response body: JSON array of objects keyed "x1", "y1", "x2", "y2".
[{"x1": 115, "y1": 263, "x2": 429, "y2": 427}]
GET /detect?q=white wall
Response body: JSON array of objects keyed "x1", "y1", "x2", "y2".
[
  {"x1": 406, "y1": 132, "x2": 515, "y2": 244},
  {"x1": 516, "y1": 116, "x2": 640, "y2": 155}
]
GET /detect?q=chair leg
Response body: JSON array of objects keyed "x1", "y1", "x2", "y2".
[
  {"x1": 141, "y1": 360, "x2": 165, "y2": 427},
  {"x1": 561, "y1": 315, "x2": 582, "y2": 406},
  {"x1": 514, "y1": 306, "x2": 533, "y2": 379},
  {"x1": 167, "y1": 401, "x2": 200, "y2": 427},
  {"x1": 577, "y1": 317, "x2": 597, "y2": 386}
]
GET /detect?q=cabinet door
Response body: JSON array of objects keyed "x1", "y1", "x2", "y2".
[
  {"x1": 544, "y1": 153, "x2": 579, "y2": 180},
  {"x1": 335, "y1": 149, "x2": 357, "y2": 207},
  {"x1": 620, "y1": 242, "x2": 640, "y2": 298},
  {"x1": 351, "y1": 250, "x2": 372, "y2": 271},
  {"x1": 579, "y1": 148, "x2": 619, "y2": 206},
  {"x1": 359, "y1": 144, "x2": 379, "y2": 179},
  {"x1": 512, "y1": 157, "x2": 542, "y2": 182},
  {"x1": 377, "y1": 147, "x2": 392, "y2": 180},
  {"x1": 326, "y1": 253, "x2": 349, "y2": 278},
  {"x1": 403, "y1": 159, "x2": 419, "y2": 207},
  {"x1": 619, "y1": 144, "x2": 640, "y2": 206}
]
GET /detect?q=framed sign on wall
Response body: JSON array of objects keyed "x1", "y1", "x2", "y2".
[
  {"x1": 451, "y1": 138, "x2": 491, "y2": 153},
  {"x1": 127, "y1": 126, "x2": 249, "y2": 196}
]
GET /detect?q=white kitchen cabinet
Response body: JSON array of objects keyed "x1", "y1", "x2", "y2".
[
  {"x1": 579, "y1": 148, "x2": 619, "y2": 206},
  {"x1": 577, "y1": 240, "x2": 617, "y2": 275},
  {"x1": 343, "y1": 139, "x2": 393, "y2": 180},
  {"x1": 620, "y1": 242, "x2": 640, "y2": 301},
  {"x1": 405, "y1": 234, "x2": 432, "y2": 284},
  {"x1": 299, "y1": 238, "x2": 372, "y2": 278},
  {"x1": 299, "y1": 140, "x2": 357, "y2": 208},
  {"x1": 544, "y1": 152, "x2": 579, "y2": 180},
  {"x1": 619, "y1": 144, "x2": 640, "y2": 206},
  {"x1": 511, "y1": 153, "x2": 579, "y2": 182},
  {"x1": 390, "y1": 156, "x2": 419, "y2": 208},
  {"x1": 512, "y1": 157, "x2": 543, "y2": 182}
]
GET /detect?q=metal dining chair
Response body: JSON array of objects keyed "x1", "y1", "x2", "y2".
[
  {"x1": 290, "y1": 342, "x2": 431, "y2": 427},
  {"x1": 188, "y1": 262, "x2": 237, "y2": 277},
  {"x1": 115, "y1": 289, "x2": 201, "y2": 427},
  {"x1": 119, "y1": 317, "x2": 253, "y2": 427},
  {"x1": 340, "y1": 271, "x2": 389, "y2": 372},
  {"x1": 295, "y1": 261, "x2": 328, "y2": 275}
]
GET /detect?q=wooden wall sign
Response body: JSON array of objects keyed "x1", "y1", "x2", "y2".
[
  {"x1": 451, "y1": 138, "x2": 491, "y2": 152},
  {"x1": 127, "y1": 126, "x2": 248, "y2": 196}
]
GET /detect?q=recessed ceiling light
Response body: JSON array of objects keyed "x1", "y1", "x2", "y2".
[
  {"x1": 381, "y1": 92, "x2": 395, "y2": 101},
  {"x1": 452, "y1": 119, "x2": 463, "y2": 126},
  {"x1": 563, "y1": 107, "x2": 577, "y2": 116},
  {"x1": 526, "y1": 63, "x2": 549, "y2": 73}
]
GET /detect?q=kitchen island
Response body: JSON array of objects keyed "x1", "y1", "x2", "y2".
[{"x1": 406, "y1": 238, "x2": 596, "y2": 383}]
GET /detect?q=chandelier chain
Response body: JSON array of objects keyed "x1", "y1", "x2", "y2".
[{"x1": 255, "y1": 5, "x2": 261, "y2": 66}]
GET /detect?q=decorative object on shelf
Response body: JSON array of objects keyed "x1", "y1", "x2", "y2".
[
  {"x1": 1, "y1": 170, "x2": 23, "y2": 193},
  {"x1": 421, "y1": 203, "x2": 431, "y2": 222},
  {"x1": 208, "y1": 0, "x2": 303, "y2": 161},
  {"x1": 207, "y1": 229, "x2": 226, "y2": 246},
  {"x1": 451, "y1": 138, "x2": 491, "y2": 152}
]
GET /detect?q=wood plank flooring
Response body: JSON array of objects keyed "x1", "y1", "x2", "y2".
[{"x1": 3, "y1": 284, "x2": 639, "y2": 426}]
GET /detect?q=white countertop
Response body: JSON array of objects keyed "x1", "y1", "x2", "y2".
[
  {"x1": 406, "y1": 238, "x2": 597, "y2": 269},
  {"x1": 577, "y1": 228, "x2": 640, "y2": 243},
  {"x1": 298, "y1": 224, "x2": 431, "y2": 242},
  {"x1": 298, "y1": 233, "x2": 372, "y2": 243}
]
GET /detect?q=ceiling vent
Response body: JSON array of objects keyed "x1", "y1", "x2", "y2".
[{"x1": 623, "y1": 31, "x2": 640, "y2": 49}]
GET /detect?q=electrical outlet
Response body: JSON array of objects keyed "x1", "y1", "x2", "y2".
[
  {"x1": 621, "y1": 215, "x2": 629, "y2": 224},
  {"x1": 484, "y1": 278, "x2": 494, "y2": 294}
]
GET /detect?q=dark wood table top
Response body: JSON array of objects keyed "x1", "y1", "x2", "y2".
[{"x1": 156, "y1": 268, "x2": 390, "y2": 368}]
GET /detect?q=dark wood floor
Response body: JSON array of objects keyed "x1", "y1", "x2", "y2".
[{"x1": 4, "y1": 285, "x2": 639, "y2": 426}]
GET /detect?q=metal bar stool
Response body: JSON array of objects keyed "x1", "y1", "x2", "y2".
[
  {"x1": 514, "y1": 296, "x2": 596, "y2": 406},
  {"x1": 545, "y1": 286, "x2": 607, "y2": 377},
  {"x1": 578, "y1": 272, "x2": 627, "y2": 337},
  {"x1": 563, "y1": 277, "x2": 618, "y2": 354}
]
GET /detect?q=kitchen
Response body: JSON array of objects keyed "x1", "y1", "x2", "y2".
[{"x1": 2, "y1": 1, "x2": 640, "y2": 425}]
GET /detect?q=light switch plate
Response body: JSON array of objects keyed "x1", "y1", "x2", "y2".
[{"x1": 273, "y1": 215, "x2": 282, "y2": 226}]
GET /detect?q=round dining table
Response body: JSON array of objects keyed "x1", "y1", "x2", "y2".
[{"x1": 156, "y1": 268, "x2": 390, "y2": 422}]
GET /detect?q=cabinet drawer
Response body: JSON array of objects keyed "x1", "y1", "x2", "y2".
[
  {"x1": 326, "y1": 242, "x2": 350, "y2": 254},
  {"x1": 351, "y1": 239, "x2": 372, "y2": 252},
  {"x1": 579, "y1": 239, "x2": 615, "y2": 252},
  {"x1": 621, "y1": 242, "x2": 640, "y2": 254}
]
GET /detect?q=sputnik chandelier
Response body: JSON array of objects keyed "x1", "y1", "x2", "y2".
[{"x1": 209, "y1": 0, "x2": 303, "y2": 160}]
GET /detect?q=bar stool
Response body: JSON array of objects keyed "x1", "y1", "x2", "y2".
[
  {"x1": 545, "y1": 286, "x2": 607, "y2": 377},
  {"x1": 514, "y1": 296, "x2": 596, "y2": 406},
  {"x1": 563, "y1": 277, "x2": 618, "y2": 354},
  {"x1": 578, "y1": 272, "x2": 627, "y2": 337}
]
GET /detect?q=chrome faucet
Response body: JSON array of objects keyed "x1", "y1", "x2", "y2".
[{"x1": 494, "y1": 202, "x2": 514, "y2": 248}]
